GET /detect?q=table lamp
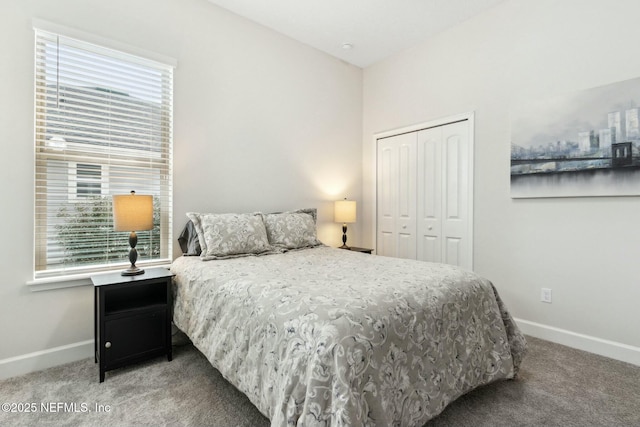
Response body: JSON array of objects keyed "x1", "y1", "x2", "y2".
[
  {"x1": 334, "y1": 198, "x2": 356, "y2": 249},
  {"x1": 112, "y1": 191, "x2": 153, "y2": 276}
]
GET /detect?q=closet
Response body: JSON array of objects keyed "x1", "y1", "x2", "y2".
[{"x1": 376, "y1": 118, "x2": 473, "y2": 270}]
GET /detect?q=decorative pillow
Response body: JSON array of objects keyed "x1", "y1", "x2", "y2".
[
  {"x1": 189, "y1": 212, "x2": 274, "y2": 260},
  {"x1": 178, "y1": 220, "x2": 202, "y2": 256},
  {"x1": 263, "y1": 208, "x2": 323, "y2": 250},
  {"x1": 186, "y1": 212, "x2": 208, "y2": 255}
]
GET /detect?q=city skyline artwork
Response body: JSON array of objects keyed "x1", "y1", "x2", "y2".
[{"x1": 511, "y1": 76, "x2": 640, "y2": 198}]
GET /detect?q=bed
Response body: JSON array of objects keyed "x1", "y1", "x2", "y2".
[{"x1": 171, "y1": 210, "x2": 527, "y2": 427}]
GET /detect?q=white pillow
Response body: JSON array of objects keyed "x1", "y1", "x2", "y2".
[
  {"x1": 263, "y1": 208, "x2": 323, "y2": 250},
  {"x1": 186, "y1": 212, "x2": 274, "y2": 260}
]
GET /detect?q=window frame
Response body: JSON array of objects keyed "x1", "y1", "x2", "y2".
[{"x1": 29, "y1": 20, "x2": 176, "y2": 290}]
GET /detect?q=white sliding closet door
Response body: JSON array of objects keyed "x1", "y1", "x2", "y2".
[
  {"x1": 376, "y1": 132, "x2": 417, "y2": 259},
  {"x1": 416, "y1": 126, "x2": 442, "y2": 263},
  {"x1": 376, "y1": 119, "x2": 473, "y2": 270},
  {"x1": 417, "y1": 121, "x2": 471, "y2": 268}
]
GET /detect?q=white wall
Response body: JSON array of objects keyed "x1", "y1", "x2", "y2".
[
  {"x1": 363, "y1": 0, "x2": 640, "y2": 362},
  {"x1": 0, "y1": 0, "x2": 362, "y2": 376}
]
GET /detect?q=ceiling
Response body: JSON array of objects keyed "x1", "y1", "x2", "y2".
[{"x1": 206, "y1": 0, "x2": 505, "y2": 68}]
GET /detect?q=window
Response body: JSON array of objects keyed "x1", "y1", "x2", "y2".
[
  {"x1": 74, "y1": 163, "x2": 103, "y2": 199},
  {"x1": 34, "y1": 26, "x2": 174, "y2": 279}
]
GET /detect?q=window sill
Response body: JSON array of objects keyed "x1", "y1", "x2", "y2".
[{"x1": 27, "y1": 261, "x2": 172, "y2": 292}]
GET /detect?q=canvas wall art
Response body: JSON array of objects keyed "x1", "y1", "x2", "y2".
[{"x1": 511, "y1": 77, "x2": 640, "y2": 198}]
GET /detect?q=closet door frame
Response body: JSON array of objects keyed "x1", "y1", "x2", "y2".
[{"x1": 372, "y1": 112, "x2": 475, "y2": 270}]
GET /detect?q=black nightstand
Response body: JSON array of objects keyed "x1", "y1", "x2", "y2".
[
  {"x1": 340, "y1": 246, "x2": 374, "y2": 254},
  {"x1": 92, "y1": 267, "x2": 174, "y2": 383}
]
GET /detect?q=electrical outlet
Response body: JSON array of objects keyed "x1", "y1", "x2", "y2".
[{"x1": 541, "y1": 288, "x2": 552, "y2": 303}]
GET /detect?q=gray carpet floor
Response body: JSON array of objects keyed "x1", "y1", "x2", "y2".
[{"x1": 1, "y1": 335, "x2": 639, "y2": 426}]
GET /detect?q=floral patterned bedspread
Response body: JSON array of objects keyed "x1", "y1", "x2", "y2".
[{"x1": 171, "y1": 246, "x2": 526, "y2": 427}]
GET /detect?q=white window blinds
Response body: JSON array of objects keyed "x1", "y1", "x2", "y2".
[{"x1": 34, "y1": 28, "x2": 173, "y2": 279}]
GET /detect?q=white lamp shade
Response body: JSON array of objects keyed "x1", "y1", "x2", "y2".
[
  {"x1": 112, "y1": 193, "x2": 154, "y2": 232},
  {"x1": 334, "y1": 199, "x2": 356, "y2": 223}
]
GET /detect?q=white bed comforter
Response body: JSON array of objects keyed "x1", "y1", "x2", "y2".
[{"x1": 171, "y1": 246, "x2": 526, "y2": 427}]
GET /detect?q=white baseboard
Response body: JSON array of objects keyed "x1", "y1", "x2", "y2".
[
  {"x1": 515, "y1": 318, "x2": 640, "y2": 367},
  {"x1": 0, "y1": 340, "x2": 93, "y2": 380},
  {"x1": 2, "y1": 321, "x2": 639, "y2": 380}
]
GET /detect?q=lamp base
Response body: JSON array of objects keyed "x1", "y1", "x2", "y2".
[
  {"x1": 121, "y1": 266, "x2": 145, "y2": 276},
  {"x1": 122, "y1": 237, "x2": 144, "y2": 276},
  {"x1": 340, "y1": 223, "x2": 350, "y2": 249}
]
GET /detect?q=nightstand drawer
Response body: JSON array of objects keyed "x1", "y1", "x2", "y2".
[{"x1": 104, "y1": 308, "x2": 167, "y2": 368}]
